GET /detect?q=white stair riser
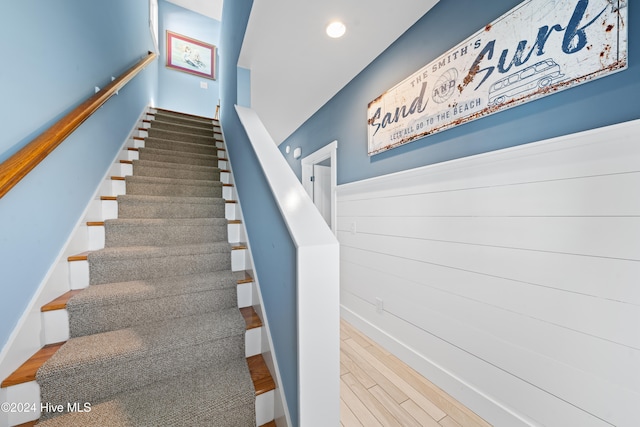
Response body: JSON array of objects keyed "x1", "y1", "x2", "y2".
[
  {"x1": 100, "y1": 179, "x2": 126, "y2": 197},
  {"x1": 256, "y1": 390, "x2": 275, "y2": 426},
  {"x1": 87, "y1": 226, "x2": 105, "y2": 251},
  {"x1": 109, "y1": 163, "x2": 133, "y2": 176},
  {"x1": 221, "y1": 171, "x2": 230, "y2": 184},
  {"x1": 2, "y1": 381, "x2": 40, "y2": 426},
  {"x1": 237, "y1": 282, "x2": 253, "y2": 308},
  {"x1": 117, "y1": 149, "x2": 139, "y2": 162},
  {"x1": 225, "y1": 203, "x2": 237, "y2": 221},
  {"x1": 228, "y1": 223, "x2": 245, "y2": 243},
  {"x1": 101, "y1": 199, "x2": 118, "y2": 220},
  {"x1": 42, "y1": 310, "x2": 70, "y2": 345},
  {"x1": 231, "y1": 249, "x2": 247, "y2": 271},
  {"x1": 223, "y1": 186, "x2": 234, "y2": 200},
  {"x1": 69, "y1": 260, "x2": 89, "y2": 290},
  {"x1": 245, "y1": 327, "x2": 262, "y2": 358}
]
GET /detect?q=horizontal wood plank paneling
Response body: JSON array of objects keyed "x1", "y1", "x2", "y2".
[
  {"x1": 338, "y1": 125, "x2": 640, "y2": 200},
  {"x1": 339, "y1": 231, "x2": 640, "y2": 348},
  {"x1": 337, "y1": 120, "x2": 640, "y2": 427},
  {"x1": 338, "y1": 216, "x2": 640, "y2": 261},
  {"x1": 341, "y1": 247, "x2": 640, "y2": 391},
  {"x1": 338, "y1": 173, "x2": 640, "y2": 218}
]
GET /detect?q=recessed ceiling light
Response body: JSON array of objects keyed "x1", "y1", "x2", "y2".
[{"x1": 326, "y1": 21, "x2": 346, "y2": 38}]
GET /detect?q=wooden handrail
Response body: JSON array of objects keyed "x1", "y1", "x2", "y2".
[{"x1": 0, "y1": 51, "x2": 157, "y2": 199}]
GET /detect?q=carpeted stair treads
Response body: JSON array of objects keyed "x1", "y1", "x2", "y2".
[
  {"x1": 34, "y1": 358, "x2": 255, "y2": 427},
  {"x1": 148, "y1": 120, "x2": 217, "y2": 137},
  {"x1": 104, "y1": 218, "x2": 228, "y2": 247},
  {"x1": 36, "y1": 110, "x2": 256, "y2": 426},
  {"x1": 132, "y1": 159, "x2": 221, "y2": 181},
  {"x1": 143, "y1": 137, "x2": 219, "y2": 155},
  {"x1": 145, "y1": 127, "x2": 217, "y2": 145},
  {"x1": 153, "y1": 110, "x2": 214, "y2": 126},
  {"x1": 138, "y1": 147, "x2": 219, "y2": 167},
  {"x1": 88, "y1": 242, "x2": 232, "y2": 285},
  {"x1": 116, "y1": 194, "x2": 226, "y2": 219},
  {"x1": 37, "y1": 308, "x2": 246, "y2": 416},
  {"x1": 124, "y1": 175, "x2": 223, "y2": 198},
  {"x1": 67, "y1": 271, "x2": 238, "y2": 337}
]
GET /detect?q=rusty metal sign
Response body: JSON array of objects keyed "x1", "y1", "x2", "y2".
[{"x1": 367, "y1": 0, "x2": 628, "y2": 156}]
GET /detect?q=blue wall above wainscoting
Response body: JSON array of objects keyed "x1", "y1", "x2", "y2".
[{"x1": 280, "y1": 0, "x2": 639, "y2": 185}]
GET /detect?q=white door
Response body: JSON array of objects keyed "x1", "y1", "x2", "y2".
[
  {"x1": 313, "y1": 164, "x2": 332, "y2": 227},
  {"x1": 300, "y1": 140, "x2": 337, "y2": 234}
]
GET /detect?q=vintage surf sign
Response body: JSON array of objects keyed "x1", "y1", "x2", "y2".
[{"x1": 367, "y1": 0, "x2": 628, "y2": 155}]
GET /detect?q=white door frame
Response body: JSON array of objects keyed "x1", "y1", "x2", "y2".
[{"x1": 301, "y1": 140, "x2": 338, "y2": 235}]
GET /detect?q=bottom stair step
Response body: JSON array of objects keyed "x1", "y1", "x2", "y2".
[
  {"x1": 3, "y1": 348, "x2": 274, "y2": 427},
  {"x1": 35, "y1": 358, "x2": 256, "y2": 426},
  {"x1": 17, "y1": 422, "x2": 277, "y2": 427},
  {"x1": 36, "y1": 309, "x2": 246, "y2": 409},
  {"x1": 2, "y1": 310, "x2": 273, "y2": 427}
]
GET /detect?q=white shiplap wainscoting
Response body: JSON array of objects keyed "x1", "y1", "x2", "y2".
[{"x1": 337, "y1": 119, "x2": 640, "y2": 427}]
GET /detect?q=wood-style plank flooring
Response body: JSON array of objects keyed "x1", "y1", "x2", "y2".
[{"x1": 340, "y1": 319, "x2": 491, "y2": 427}]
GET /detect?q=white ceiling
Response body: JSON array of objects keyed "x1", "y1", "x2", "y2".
[
  {"x1": 172, "y1": 0, "x2": 440, "y2": 145},
  {"x1": 166, "y1": 0, "x2": 223, "y2": 21}
]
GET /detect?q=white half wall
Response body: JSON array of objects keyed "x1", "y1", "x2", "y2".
[
  {"x1": 236, "y1": 106, "x2": 341, "y2": 427},
  {"x1": 337, "y1": 119, "x2": 640, "y2": 427}
]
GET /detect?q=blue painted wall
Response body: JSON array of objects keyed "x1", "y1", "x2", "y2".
[
  {"x1": 281, "y1": 0, "x2": 639, "y2": 184},
  {"x1": 158, "y1": 0, "x2": 220, "y2": 117},
  {"x1": 0, "y1": 0, "x2": 157, "y2": 350},
  {"x1": 220, "y1": 1, "x2": 299, "y2": 425},
  {"x1": 237, "y1": 67, "x2": 251, "y2": 107}
]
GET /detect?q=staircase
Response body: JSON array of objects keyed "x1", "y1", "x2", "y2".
[{"x1": 1, "y1": 109, "x2": 276, "y2": 426}]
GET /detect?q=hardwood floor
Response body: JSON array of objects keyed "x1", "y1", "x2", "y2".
[{"x1": 340, "y1": 319, "x2": 491, "y2": 427}]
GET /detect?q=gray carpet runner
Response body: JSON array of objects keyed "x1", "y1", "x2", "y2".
[{"x1": 35, "y1": 109, "x2": 256, "y2": 426}]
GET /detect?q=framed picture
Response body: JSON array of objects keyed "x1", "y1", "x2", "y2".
[{"x1": 166, "y1": 31, "x2": 216, "y2": 80}]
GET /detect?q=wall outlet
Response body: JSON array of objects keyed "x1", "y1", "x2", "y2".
[
  {"x1": 200, "y1": 81, "x2": 208, "y2": 89},
  {"x1": 349, "y1": 221, "x2": 357, "y2": 234},
  {"x1": 375, "y1": 297, "x2": 383, "y2": 314}
]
